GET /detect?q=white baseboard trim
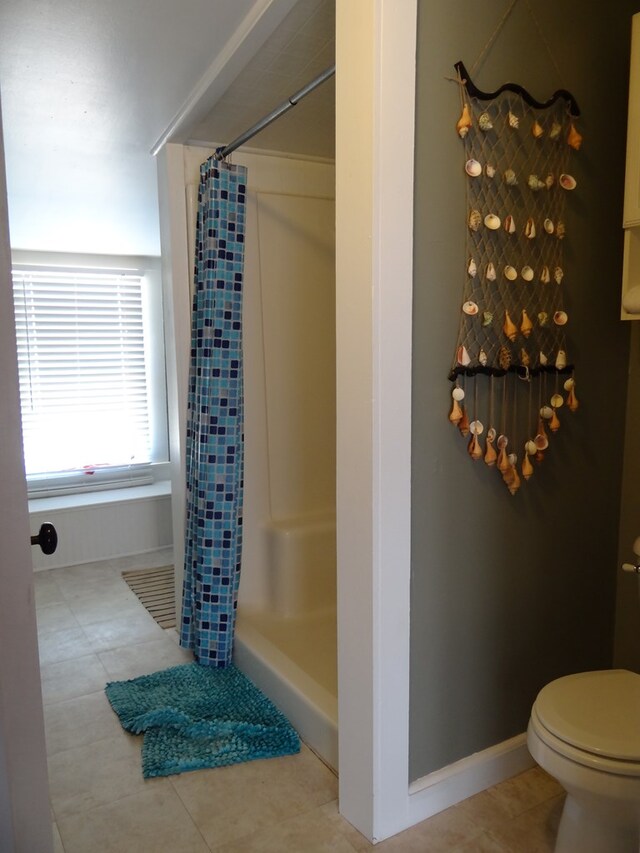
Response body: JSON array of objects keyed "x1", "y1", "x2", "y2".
[{"x1": 392, "y1": 734, "x2": 534, "y2": 838}]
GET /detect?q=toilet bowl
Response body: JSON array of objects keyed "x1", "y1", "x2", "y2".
[{"x1": 527, "y1": 669, "x2": 640, "y2": 853}]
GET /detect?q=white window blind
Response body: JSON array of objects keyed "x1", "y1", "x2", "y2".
[{"x1": 12, "y1": 265, "x2": 159, "y2": 495}]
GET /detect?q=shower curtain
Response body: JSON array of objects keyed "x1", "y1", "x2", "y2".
[{"x1": 180, "y1": 157, "x2": 247, "y2": 667}]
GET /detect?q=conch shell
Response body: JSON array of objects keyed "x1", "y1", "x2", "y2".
[
  {"x1": 567, "y1": 122, "x2": 583, "y2": 150},
  {"x1": 503, "y1": 311, "x2": 518, "y2": 342},
  {"x1": 457, "y1": 103, "x2": 472, "y2": 138},
  {"x1": 549, "y1": 409, "x2": 561, "y2": 433},
  {"x1": 520, "y1": 348, "x2": 530, "y2": 367},
  {"x1": 520, "y1": 309, "x2": 533, "y2": 338},
  {"x1": 522, "y1": 453, "x2": 534, "y2": 480},
  {"x1": 508, "y1": 111, "x2": 519, "y2": 129},
  {"x1": 468, "y1": 433, "x2": 483, "y2": 460},
  {"x1": 484, "y1": 433, "x2": 497, "y2": 466},
  {"x1": 449, "y1": 398, "x2": 463, "y2": 425},
  {"x1": 458, "y1": 405, "x2": 470, "y2": 437},
  {"x1": 567, "y1": 386, "x2": 579, "y2": 412}
]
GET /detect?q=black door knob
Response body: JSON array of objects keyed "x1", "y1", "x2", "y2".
[{"x1": 30, "y1": 522, "x2": 58, "y2": 555}]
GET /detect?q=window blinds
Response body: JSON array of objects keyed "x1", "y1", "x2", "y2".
[{"x1": 12, "y1": 266, "x2": 153, "y2": 493}]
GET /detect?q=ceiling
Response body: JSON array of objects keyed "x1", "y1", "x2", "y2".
[{"x1": 0, "y1": 0, "x2": 334, "y2": 257}]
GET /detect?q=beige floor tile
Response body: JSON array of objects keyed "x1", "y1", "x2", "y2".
[
  {"x1": 48, "y1": 732, "x2": 164, "y2": 818},
  {"x1": 108, "y1": 548, "x2": 173, "y2": 572},
  {"x1": 36, "y1": 602, "x2": 80, "y2": 634},
  {"x1": 485, "y1": 768, "x2": 563, "y2": 819},
  {"x1": 67, "y1": 591, "x2": 142, "y2": 627},
  {"x1": 52, "y1": 821, "x2": 65, "y2": 853},
  {"x1": 56, "y1": 787, "x2": 209, "y2": 853},
  {"x1": 172, "y1": 745, "x2": 337, "y2": 849},
  {"x1": 211, "y1": 801, "x2": 360, "y2": 852},
  {"x1": 452, "y1": 829, "x2": 509, "y2": 852},
  {"x1": 83, "y1": 611, "x2": 166, "y2": 653},
  {"x1": 488, "y1": 795, "x2": 565, "y2": 853},
  {"x1": 34, "y1": 574, "x2": 66, "y2": 608},
  {"x1": 99, "y1": 636, "x2": 193, "y2": 681},
  {"x1": 41, "y1": 653, "x2": 110, "y2": 705},
  {"x1": 374, "y1": 803, "x2": 484, "y2": 853},
  {"x1": 43, "y1": 690, "x2": 124, "y2": 756},
  {"x1": 38, "y1": 626, "x2": 91, "y2": 667},
  {"x1": 315, "y1": 801, "x2": 373, "y2": 851}
]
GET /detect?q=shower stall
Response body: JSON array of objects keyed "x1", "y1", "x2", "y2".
[{"x1": 162, "y1": 143, "x2": 337, "y2": 769}]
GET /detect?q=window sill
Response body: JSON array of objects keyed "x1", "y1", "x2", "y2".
[{"x1": 28, "y1": 479, "x2": 171, "y2": 514}]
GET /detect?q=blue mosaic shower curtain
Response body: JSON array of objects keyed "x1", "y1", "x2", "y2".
[{"x1": 180, "y1": 158, "x2": 247, "y2": 667}]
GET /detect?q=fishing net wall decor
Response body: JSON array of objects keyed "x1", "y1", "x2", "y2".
[{"x1": 448, "y1": 62, "x2": 581, "y2": 494}]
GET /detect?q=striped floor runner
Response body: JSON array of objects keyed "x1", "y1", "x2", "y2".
[{"x1": 122, "y1": 565, "x2": 176, "y2": 629}]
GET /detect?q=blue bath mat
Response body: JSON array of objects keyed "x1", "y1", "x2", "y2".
[{"x1": 105, "y1": 662, "x2": 300, "y2": 778}]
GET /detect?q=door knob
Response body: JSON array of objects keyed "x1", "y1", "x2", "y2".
[{"x1": 30, "y1": 522, "x2": 58, "y2": 555}]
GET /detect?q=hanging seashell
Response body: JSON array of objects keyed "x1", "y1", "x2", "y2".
[
  {"x1": 567, "y1": 122, "x2": 583, "y2": 150},
  {"x1": 479, "y1": 111, "x2": 493, "y2": 132},
  {"x1": 549, "y1": 121, "x2": 562, "y2": 141},
  {"x1": 468, "y1": 433, "x2": 483, "y2": 460},
  {"x1": 520, "y1": 348, "x2": 530, "y2": 367},
  {"x1": 484, "y1": 213, "x2": 501, "y2": 230},
  {"x1": 462, "y1": 301, "x2": 479, "y2": 316},
  {"x1": 563, "y1": 377, "x2": 574, "y2": 390},
  {"x1": 452, "y1": 386, "x2": 465, "y2": 401},
  {"x1": 524, "y1": 217, "x2": 536, "y2": 239},
  {"x1": 520, "y1": 309, "x2": 533, "y2": 337},
  {"x1": 503, "y1": 215, "x2": 516, "y2": 235},
  {"x1": 486, "y1": 262, "x2": 497, "y2": 281},
  {"x1": 556, "y1": 221, "x2": 566, "y2": 240},
  {"x1": 449, "y1": 398, "x2": 463, "y2": 425},
  {"x1": 497, "y1": 434, "x2": 508, "y2": 450},
  {"x1": 504, "y1": 265, "x2": 518, "y2": 281},
  {"x1": 521, "y1": 266, "x2": 534, "y2": 282},
  {"x1": 539, "y1": 351, "x2": 548, "y2": 366},
  {"x1": 465, "y1": 159, "x2": 482, "y2": 177},
  {"x1": 545, "y1": 173, "x2": 555, "y2": 190},
  {"x1": 469, "y1": 420, "x2": 484, "y2": 435},
  {"x1": 458, "y1": 405, "x2": 470, "y2": 437},
  {"x1": 508, "y1": 111, "x2": 519, "y2": 129},
  {"x1": 504, "y1": 169, "x2": 517, "y2": 186},
  {"x1": 543, "y1": 218, "x2": 554, "y2": 235},
  {"x1": 549, "y1": 409, "x2": 561, "y2": 432},
  {"x1": 555, "y1": 349, "x2": 567, "y2": 370},
  {"x1": 468, "y1": 209, "x2": 482, "y2": 231},
  {"x1": 554, "y1": 267, "x2": 564, "y2": 284},
  {"x1": 567, "y1": 385, "x2": 579, "y2": 412},
  {"x1": 507, "y1": 465, "x2": 521, "y2": 496},
  {"x1": 536, "y1": 450, "x2": 545, "y2": 464},
  {"x1": 482, "y1": 311, "x2": 493, "y2": 327},
  {"x1": 559, "y1": 173, "x2": 577, "y2": 190},
  {"x1": 457, "y1": 345, "x2": 471, "y2": 366},
  {"x1": 468, "y1": 258, "x2": 477, "y2": 277},
  {"x1": 532, "y1": 120, "x2": 544, "y2": 139},
  {"x1": 522, "y1": 453, "x2": 534, "y2": 480},
  {"x1": 498, "y1": 346, "x2": 512, "y2": 370},
  {"x1": 553, "y1": 310, "x2": 568, "y2": 326},
  {"x1": 550, "y1": 393, "x2": 564, "y2": 408},
  {"x1": 485, "y1": 163, "x2": 496, "y2": 178},
  {"x1": 497, "y1": 444, "x2": 510, "y2": 473},
  {"x1": 484, "y1": 435, "x2": 497, "y2": 466},
  {"x1": 525, "y1": 439, "x2": 537, "y2": 456},
  {"x1": 540, "y1": 405, "x2": 553, "y2": 419},
  {"x1": 503, "y1": 311, "x2": 518, "y2": 341},
  {"x1": 540, "y1": 266, "x2": 551, "y2": 284},
  {"x1": 456, "y1": 102, "x2": 472, "y2": 138},
  {"x1": 527, "y1": 174, "x2": 545, "y2": 191},
  {"x1": 478, "y1": 348, "x2": 488, "y2": 366}
]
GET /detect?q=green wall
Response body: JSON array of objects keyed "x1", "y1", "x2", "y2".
[{"x1": 410, "y1": 0, "x2": 637, "y2": 781}]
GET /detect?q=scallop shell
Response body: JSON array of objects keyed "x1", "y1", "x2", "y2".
[
  {"x1": 540, "y1": 405, "x2": 553, "y2": 419},
  {"x1": 567, "y1": 122, "x2": 583, "y2": 150},
  {"x1": 484, "y1": 213, "x2": 501, "y2": 230},
  {"x1": 465, "y1": 159, "x2": 482, "y2": 177},
  {"x1": 508, "y1": 452, "x2": 518, "y2": 466},
  {"x1": 485, "y1": 163, "x2": 496, "y2": 178},
  {"x1": 535, "y1": 432, "x2": 549, "y2": 450},
  {"x1": 478, "y1": 111, "x2": 493, "y2": 131},
  {"x1": 556, "y1": 221, "x2": 566, "y2": 240},
  {"x1": 551, "y1": 393, "x2": 564, "y2": 408},
  {"x1": 543, "y1": 218, "x2": 554, "y2": 235},
  {"x1": 469, "y1": 420, "x2": 484, "y2": 435},
  {"x1": 462, "y1": 301, "x2": 479, "y2": 316},
  {"x1": 524, "y1": 217, "x2": 536, "y2": 239},
  {"x1": 468, "y1": 258, "x2": 477, "y2": 277},
  {"x1": 478, "y1": 348, "x2": 488, "y2": 366},
  {"x1": 498, "y1": 346, "x2": 511, "y2": 370},
  {"x1": 532, "y1": 120, "x2": 544, "y2": 139},
  {"x1": 525, "y1": 440, "x2": 537, "y2": 455},
  {"x1": 486, "y1": 262, "x2": 496, "y2": 281},
  {"x1": 559, "y1": 173, "x2": 577, "y2": 190},
  {"x1": 540, "y1": 266, "x2": 551, "y2": 284},
  {"x1": 503, "y1": 215, "x2": 516, "y2": 234},
  {"x1": 452, "y1": 386, "x2": 465, "y2": 401},
  {"x1": 457, "y1": 345, "x2": 471, "y2": 366},
  {"x1": 503, "y1": 311, "x2": 517, "y2": 341},
  {"x1": 538, "y1": 311, "x2": 548, "y2": 326},
  {"x1": 563, "y1": 378, "x2": 574, "y2": 391},
  {"x1": 553, "y1": 311, "x2": 568, "y2": 326},
  {"x1": 555, "y1": 349, "x2": 567, "y2": 370},
  {"x1": 554, "y1": 267, "x2": 564, "y2": 284},
  {"x1": 508, "y1": 111, "x2": 519, "y2": 129},
  {"x1": 549, "y1": 121, "x2": 562, "y2": 141},
  {"x1": 504, "y1": 169, "x2": 517, "y2": 186},
  {"x1": 504, "y1": 265, "x2": 518, "y2": 281},
  {"x1": 521, "y1": 266, "x2": 534, "y2": 282},
  {"x1": 520, "y1": 309, "x2": 533, "y2": 337},
  {"x1": 456, "y1": 103, "x2": 472, "y2": 138},
  {"x1": 469, "y1": 209, "x2": 482, "y2": 231},
  {"x1": 487, "y1": 427, "x2": 497, "y2": 442},
  {"x1": 482, "y1": 311, "x2": 493, "y2": 327},
  {"x1": 497, "y1": 434, "x2": 509, "y2": 450}
]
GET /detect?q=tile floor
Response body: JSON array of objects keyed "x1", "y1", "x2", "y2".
[{"x1": 36, "y1": 551, "x2": 565, "y2": 852}]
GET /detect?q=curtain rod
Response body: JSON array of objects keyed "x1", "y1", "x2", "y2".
[{"x1": 214, "y1": 63, "x2": 335, "y2": 160}]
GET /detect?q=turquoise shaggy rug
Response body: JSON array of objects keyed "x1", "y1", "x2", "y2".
[{"x1": 105, "y1": 663, "x2": 300, "y2": 778}]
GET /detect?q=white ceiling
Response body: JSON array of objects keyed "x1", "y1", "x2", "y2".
[{"x1": 0, "y1": 0, "x2": 334, "y2": 257}]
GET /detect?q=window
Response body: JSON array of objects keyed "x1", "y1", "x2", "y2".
[{"x1": 12, "y1": 254, "x2": 168, "y2": 496}]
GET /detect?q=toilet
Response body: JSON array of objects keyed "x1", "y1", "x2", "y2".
[{"x1": 527, "y1": 669, "x2": 640, "y2": 853}]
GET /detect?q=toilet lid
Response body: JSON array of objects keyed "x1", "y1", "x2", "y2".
[{"x1": 534, "y1": 670, "x2": 640, "y2": 761}]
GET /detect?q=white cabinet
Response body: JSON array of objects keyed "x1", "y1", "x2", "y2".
[{"x1": 622, "y1": 13, "x2": 640, "y2": 318}]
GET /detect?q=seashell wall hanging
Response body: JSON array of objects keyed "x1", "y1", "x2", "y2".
[{"x1": 449, "y1": 61, "x2": 581, "y2": 494}]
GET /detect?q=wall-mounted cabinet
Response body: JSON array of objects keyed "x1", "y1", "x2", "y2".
[{"x1": 622, "y1": 13, "x2": 640, "y2": 318}]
